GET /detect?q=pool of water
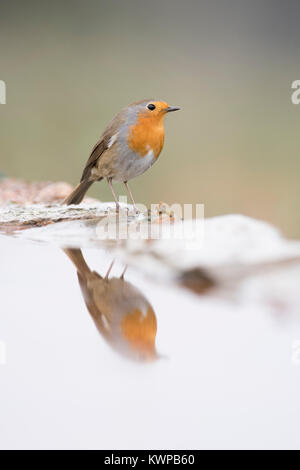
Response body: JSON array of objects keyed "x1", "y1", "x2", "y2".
[{"x1": 1, "y1": 234, "x2": 300, "y2": 449}]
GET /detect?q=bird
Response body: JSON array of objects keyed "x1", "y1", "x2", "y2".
[
  {"x1": 63, "y1": 99, "x2": 180, "y2": 210},
  {"x1": 64, "y1": 248, "x2": 158, "y2": 361}
]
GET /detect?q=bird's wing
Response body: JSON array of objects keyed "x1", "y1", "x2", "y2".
[
  {"x1": 80, "y1": 109, "x2": 127, "y2": 183},
  {"x1": 80, "y1": 137, "x2": 108, "y2": 182}
]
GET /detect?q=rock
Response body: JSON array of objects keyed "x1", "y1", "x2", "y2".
[
  {"x1": 0, "y1": 178, "x2": 75, "y2": 205},
  {"x1": 0, "y1": 178, "x2": 101, "y2": 232}
]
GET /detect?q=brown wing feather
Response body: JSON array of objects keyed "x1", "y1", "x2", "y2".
[
  {"x1": 80, "y1": 107, "x2": 129, "y2": 182},
  {"x1": 80, "y1": 138, "x2": 107, "y2": 182}
]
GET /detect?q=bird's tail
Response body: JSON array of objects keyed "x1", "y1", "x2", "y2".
[
  {"x1": 62, "y1": 179, "x2": 94, "y2": 205},
  {"x1": 63, "y1": 248, "x2": 91, "y2": 277}
]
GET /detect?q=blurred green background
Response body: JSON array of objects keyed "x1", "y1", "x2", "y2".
[{"x1": 0, "y1": 0, "x2": 299, "y2": 236}]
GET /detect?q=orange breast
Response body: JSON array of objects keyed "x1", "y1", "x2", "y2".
[
  {"x1": 121, "y1": 307, "x2": 157, "y2": 355},
  {"x1": 127, "y1": 114, "x2": 165, "y2": 158}
]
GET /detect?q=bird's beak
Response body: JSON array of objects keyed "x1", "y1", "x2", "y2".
[{"x1": 165, "y1": 106, "x2": 180, "y2": 113}]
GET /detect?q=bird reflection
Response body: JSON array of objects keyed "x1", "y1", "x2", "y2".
[{"x1": 64, "y1": 248, "x2": 158, "y2": 362}]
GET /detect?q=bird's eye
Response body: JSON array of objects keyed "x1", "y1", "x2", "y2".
[{"x1": 147, "y1": 103, "x2": 156, "y2": 110}]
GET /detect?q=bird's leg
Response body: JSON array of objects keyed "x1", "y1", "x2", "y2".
[
  {"x1": 120, "y1": 266, "x2": 127, "y2": 279},
  {"x1": 106, "y1": 178, "x2": 120, "y2": 211},
  {"x1": 105, "y1": 260, "x2": 114, "y2": 280},
  {"x1": 124, "y1": 181, "x2": 138, "y2": 213}
]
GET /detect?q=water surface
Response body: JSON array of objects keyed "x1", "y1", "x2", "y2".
[{"x1": 1, "y1": 235, "x2": 300, "y2": 449}]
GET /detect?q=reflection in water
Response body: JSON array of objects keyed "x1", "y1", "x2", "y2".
[{"x1": 64, "y1": 249, "x2": 158, "y2": 362}]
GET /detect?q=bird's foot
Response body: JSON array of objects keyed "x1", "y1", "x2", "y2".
[{"x1": 133, "y1": 205, "x2": 140, "y2": 216}]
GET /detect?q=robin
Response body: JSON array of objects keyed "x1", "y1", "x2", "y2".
[
  {"x1": 63, "y1": 99, "x2": 180, "y2": 210},
  {"x1": 64, "y1": 248, "x2": 158, "y2": 361}
]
